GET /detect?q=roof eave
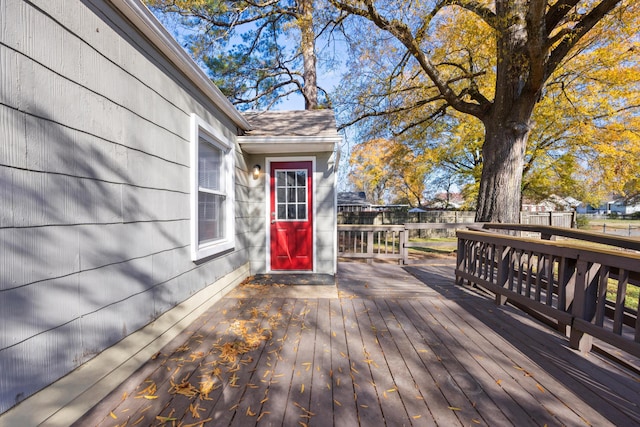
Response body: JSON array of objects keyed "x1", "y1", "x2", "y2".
[
  {"x1": 110, "y1": 0, "x2": 252, "y2": 131},
  {"x1": 238, "y1": 135, "x2": 342, "y2": 154}
]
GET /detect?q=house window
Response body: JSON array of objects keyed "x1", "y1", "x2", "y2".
[{"x1": 191, "y1": 114, "x2": 235, "y2": 260}]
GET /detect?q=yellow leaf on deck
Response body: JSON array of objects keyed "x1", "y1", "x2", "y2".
[
  {"x1": 496, "y1": 379, "x2": 502, "y2": 385},
  {"x1": 413, "y1": 415, "x2": 422, "y2": 419},
  {"x1": 109, "y1": 411, "x2": 117, "y2": 419},
  {"x1": 448, "y1": 406, "x2": 461, "y2": 411},
  {"x1": 472, "y1": 419, "x2": 481, "y2": 424},
  {"x1": 334, "y1": 399, "x2": 342, "y2": 406},
  {"x1": 300, "y1": 384, "x2": 305, "y2": 393},
  {"x1": 536, "y1": 383, "x2": 545, "y2": 393},
  {"x1": 143, "y1": 395, "x2": 158, "y2": 400}
]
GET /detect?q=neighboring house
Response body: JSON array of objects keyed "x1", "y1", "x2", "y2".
[
  {"x1": 522, "y1": 195, "x2": 581, "y2": 212},
  {"x1": 337, "y1": 191, "x2": 372, "y2": 212},
  {"x1": 577, "y1": 197, "x2": 640, "y2": 215},
  {"x1": 0, "y1": 0, "x2": 340, "y2": 416}
]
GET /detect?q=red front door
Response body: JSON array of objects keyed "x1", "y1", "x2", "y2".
[{"x1": 270, "y1": 161, "x2": 313, "y2": 271}]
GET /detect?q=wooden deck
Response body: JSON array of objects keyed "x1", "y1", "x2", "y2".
[{"x1": 74, "y1": 261, "x2": 640, "y2": 426}]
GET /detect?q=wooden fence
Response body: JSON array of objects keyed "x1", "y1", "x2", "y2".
[{"x1": 455, "y1": 224, "x2": 640, "y2": 358}]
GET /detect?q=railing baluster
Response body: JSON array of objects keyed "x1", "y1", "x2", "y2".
[
  {"x1": 595, "y1": 265, "x2": 610, "y2": 327},
  {"x1": 534, "y1": 253, "x2": 543, "y2": 302},
  {"x1": 613, "y1": 269, "x2": 629, "y2": 335},
  {"x1": 525, "y1": 251, "x2": 534, "y2": 298}
]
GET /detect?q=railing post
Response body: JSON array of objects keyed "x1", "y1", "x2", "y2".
[
  {"x1": 455, "y1": 236, "x2": 465, "y2": 285},
  {"x1": 558, "y1": 257, "x2": 577, "y2": 334},
  {"x1": 401, "y1": 226, "x2": 408, "y2": 265},
  {"x1": 495, "y1": 245, "x2": 509, "y2": 305},
  {"x1": 569, "y1": 260, "x2": 593, "y2": 353}
]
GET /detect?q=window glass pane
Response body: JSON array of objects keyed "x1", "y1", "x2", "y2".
[
  {"x1": 288, "y1": 205, "x2": 297, "y2": 219},
  {"x1": 287, "y1": 171, "x2": 296, "y2": 186},
  {"x1": 277, "y1": 188, "x2": 285, "y2": 203},
  {"x1": 198, "y1": 192, "x2": 225, "y2": 243},
  {"x1": 198, "y1": 139, "x2": 222, "y2": 190},
  {"x1": 296, "y1": 170, "x2": 306, "y2": 186},
  {"x1": 276, "y1": 171, "x2": 286, "y2": 186},
  {"x1": 277, "y1": 204, "x2": 286, "y2": 220},
  {"x1": 288, "y1": 188, "x2": 296, "y2": 203},
  {"x1": 297, "y1": 188, "x2": 306, "y2": 202},
  {"x1": 297, "y1": 204, "x2": 306, "y2": 220}
]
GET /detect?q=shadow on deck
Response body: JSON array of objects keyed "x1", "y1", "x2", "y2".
[{"x1": 70, "y1": 261, "x2": 640, "y2": 426}]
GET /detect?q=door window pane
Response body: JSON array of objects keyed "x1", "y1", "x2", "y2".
[{"x1": 275, "y1": 168, "x2": 308, "y2": 221}]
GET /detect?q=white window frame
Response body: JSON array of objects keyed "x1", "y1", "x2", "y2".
[{"x1": 190, "y1": 113, "x2": 235, "y2": 261}]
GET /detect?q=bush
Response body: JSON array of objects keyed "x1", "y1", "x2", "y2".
[{"x1": 576, "y1": 215, "x2": 590, "y2": 229}]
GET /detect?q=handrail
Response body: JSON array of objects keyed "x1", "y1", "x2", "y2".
[
  {"x1": 481, "y1": 223, "x2": 640, "y2": 252},
  {"x1": 455, "y1": 229, "x2": 640, "y2": 358}
]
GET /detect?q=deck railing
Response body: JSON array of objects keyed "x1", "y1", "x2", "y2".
[
  {"x1": 337, "y1": 223, "x2": 480, "y2": 264},
  {"x1": 337, "y1": 225, "x2": 406, "y2": 263},
  {"x1": 456, "y1": 224, "x2": 640, "y2": 358}
]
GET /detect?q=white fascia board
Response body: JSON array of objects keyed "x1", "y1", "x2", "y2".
[
  {"x1": 109, "y1": 0, "x2": 252, "y2": 131},
  {"x1": 238, "y1": 136, "x2": 342, "y2": 154}
]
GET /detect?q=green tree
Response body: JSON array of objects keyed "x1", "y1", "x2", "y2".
[
  {"x1": 146, "y1": 0, "x2": 338, "y2": 109},
  {"x1": 331, "y1": 0, "x2": 636, "y2": 222}
]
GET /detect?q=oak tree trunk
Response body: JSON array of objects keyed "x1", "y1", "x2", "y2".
[
  {"x1": 475, "y1": 0, "x2": 536, "y2": 223},
  {"x1": 475, "y1": 118, "x2": 530, "y2": 223}
]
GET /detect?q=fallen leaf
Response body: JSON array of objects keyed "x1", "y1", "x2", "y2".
[
  {"x1": 536, "y1": 383, "x2": 545, "y2": 393},
  {"x1": 182, "y1": 418, "x2": 212, "y2": 427},
  {"x1": 448, "y1": 406, "x2": 461, "y2": 411},
  {"x1": 143, "y1": 395, "x2": 158, "y2": 400},
  {"x1": 109, "y1": 411, "x2": 117, "y2": 419}
]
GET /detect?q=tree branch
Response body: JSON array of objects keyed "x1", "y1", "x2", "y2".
[{"x1": 545, "y1": 0, "x2": 623, "y2": 81}]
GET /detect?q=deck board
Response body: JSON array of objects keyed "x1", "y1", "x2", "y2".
[
  {"x1": 308, "y1": 298, "x2": 335, "y2": 426},
  {"x1": 72, "y1": 261, "x2": 640, "y2": 427}
]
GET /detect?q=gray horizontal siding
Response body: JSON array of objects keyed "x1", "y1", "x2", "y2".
[{"x1": 0, "y1": 0, "x2": 250, "y2": 414}]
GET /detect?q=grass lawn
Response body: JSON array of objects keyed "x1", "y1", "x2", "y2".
[{"x1": 607, "y1": 283, "x2": 639, "y2": 311}]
